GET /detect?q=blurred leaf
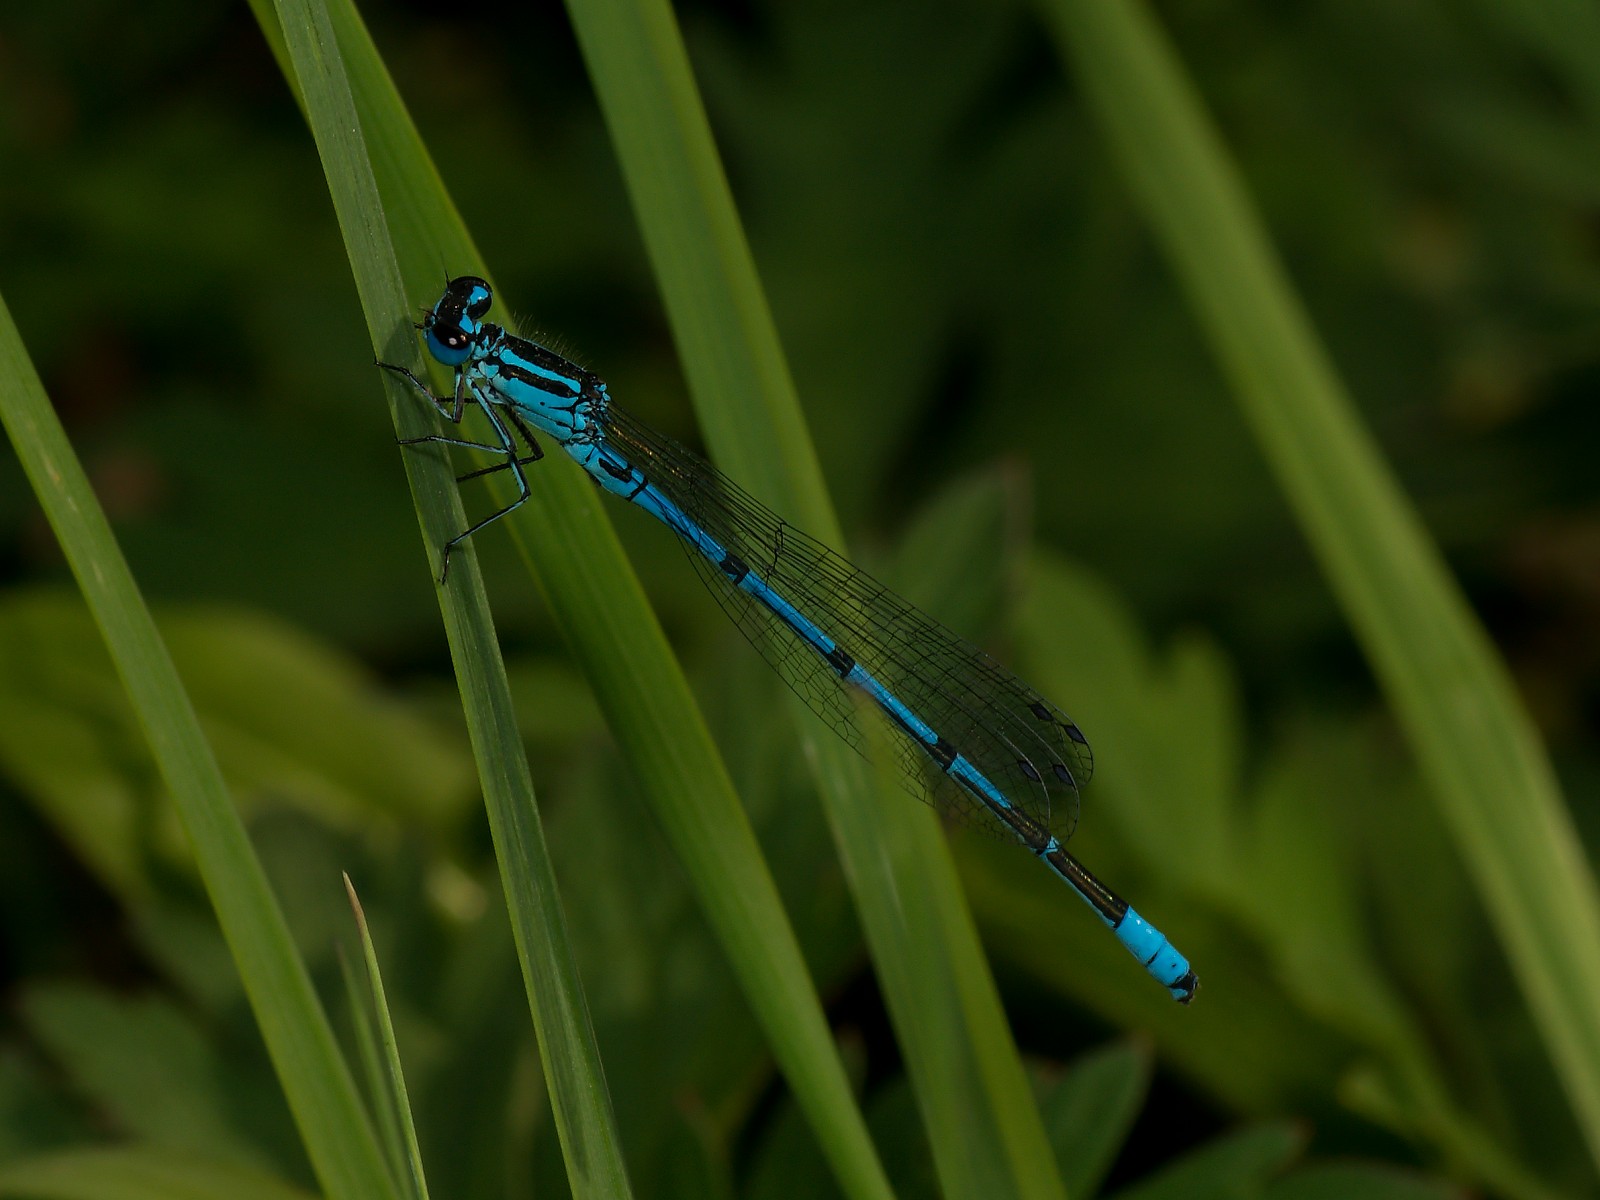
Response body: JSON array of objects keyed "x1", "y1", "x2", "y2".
[
  {"x1": 501, "y1": 658, "x2": 604, "y2": 745},
  {"x1": 1242, "y1": 739, "x2": 1417, "y2": 1051},
  {"x1": 1427, "y1": 96, "x2": 1600, "y2": 205},
  {"x1": 543, "y1": 752, "x2": 769, "y2": 1180},
  {"x1": 892, "y1": 463, "x2": 1027, "y2": 639},
  {"x1": 0, "y1": 589, "x2": 475, "y2": 904},
  {"x1": 158, "y1": 607, "x2": 471, "y2": 828},
  {"x1": 1259, "y1": 1163, "x2": 1463, "y2": 1200},
  {"x1": 864, "y1": 1079, "x2": 939, "y2": 1200},
  {"x1": 1041, "y1": 1040, "x2": 1151, "y2": 1200},
  {"x1": 1340, "y1": 1067, "x2": 1561, "y2": 1200},
  {"x1": 0, "y1": 665, "x2": 148, "y2": 900},
  {"x1": 744, "y1": 1059, "x2": 865, "y2": 1200},
  {"x1": 1459, "y1": 0, "x2": 1600, "y2": 125},
  {"x1": 0, "y1": 1146, "x2": 314, "y2": 1200},
  {"x1": 1016, "y1": 556, "x2": 1238, "y2": 897},
  {"x1": 0, "y1": 1050, "x2": 84, "y2": 1164},
  {"x1": 131, "y1": 899, "x2": 254, "y2": 1015},
  {"x1": 19, "y1": 985, "x2": 278, "y2": 1171},
  {"x1": 655, "y1": 1107, "x2": 735, "y2": 1200},
  {"x1": 1106, "y1": 1122, "x2": 1303, "y2": 1200}
]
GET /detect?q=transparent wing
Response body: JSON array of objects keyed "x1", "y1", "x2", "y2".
[{"x1": 600, "y1": 403, "x2": 1092, "y2": 844}]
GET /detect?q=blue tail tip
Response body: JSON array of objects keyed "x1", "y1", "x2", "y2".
[
  {"x1": 1114, "y1": 906, "x2": 1198, "y2": 1003},
  {"x1": 1169, "y1": 971, "x2": 1199, "y2": 1005}
]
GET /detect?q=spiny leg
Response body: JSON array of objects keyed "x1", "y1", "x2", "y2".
[
  {"x1": 376, "y1": 359, "x2": 468, "y2": 423},
  {"x1": 455, "y1": 451, "x2": 541, "y2": 484},
  {"x1": 376, "y1": 361, "x2": 538, "y2": 583},
  {"x1": 436, "y1": 397, "x2": 532, "y2": 584},
  {"x1": 453, "y1": 406, "x2": 545, "y2": 483},
  {"x1": 379, "y1": 360, "x2": 524, "y2": 470},
  {"x1": 399, "y1": 433, "x2": 517, "y2": 454}
]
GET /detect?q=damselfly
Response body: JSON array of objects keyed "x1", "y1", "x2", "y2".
[{"x1": 379, "y1": 276, "x2": 1197, "y2": 1003}]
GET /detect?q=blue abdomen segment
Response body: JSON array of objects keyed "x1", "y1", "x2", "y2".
[
  {"x1": 1112, "y1": 907, "x2": 1195, "y2": 1003},
  {"x1": 1035, "y1": 836, "x2": 1195, "y2": 1002}
]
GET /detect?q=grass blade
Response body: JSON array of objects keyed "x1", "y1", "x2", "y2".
[
  {"x1": 344, "y1": 875, "x2": 429, "y2": 1200},
  {"x1": 0, "y1": 301, "x2": 395, "y2": 1198},
  {"x1": 1040, "y1": 0, "x2": 1600, "y2": 1169},
  {"x1": 260, "y1": 1, "x2": 633, "y2": 1195},
  {"x1": 241, "y1": 1, "x2": 906, "y2": 1196},
  {"x1": 336, "y1": 946, "x2": 407, "y2": 1193}
]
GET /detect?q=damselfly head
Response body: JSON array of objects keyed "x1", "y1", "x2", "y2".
[{"x1": 422, "y1": 275, "x2": 493, "y2": 367}]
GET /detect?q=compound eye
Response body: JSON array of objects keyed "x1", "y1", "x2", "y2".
[
  {"x1": 448, "y1": 275, "x2": 492, "y2": 320},
  {"x1": 425, "y1": 321, "x2": 474, "y2": 366}
]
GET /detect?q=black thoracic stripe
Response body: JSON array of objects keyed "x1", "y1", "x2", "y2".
[
  {"x1": 500, "y1": 360, "x2": 578, "y2": 399},
  {"x1": 825, "y1": 645, "x2": 855, "y2": 676},
  {"x1": 502, "y1": 330, "x2": 593, "y2": 381}
]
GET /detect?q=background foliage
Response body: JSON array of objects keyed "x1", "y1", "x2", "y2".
[{"x1": 1, "y1": 0, "x2": 1597, "y2": 1196}]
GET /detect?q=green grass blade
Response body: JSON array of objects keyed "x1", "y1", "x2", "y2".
[
  {"x1": 562, "y1": 0, "x2": 1067, "y2": 1196},
  {"x1": 0, "y1": 306, "x2": 395, "y2": 1198},
  {"x1": 1040, "y1": 0, "x2": 1600, "y2": 1169},
  {"x1": 336, "y1": 947, "x2": 408, "y2": 1194},
  {"x1": 261, "y1": 2, "x2": 633, "y2": 1196},
  {"x1": 239, "y1": 2, "x2": 906, "y2": 1196},
  {"x1": 344, "y1": 876, "x2": 430, "y2": 1200}
]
